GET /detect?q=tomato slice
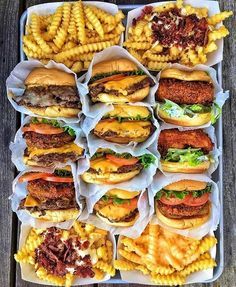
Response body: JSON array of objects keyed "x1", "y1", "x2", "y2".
[
  {"x1": 159, "y1": 195, "x2": 185, "y2": 206},
  {"x1": 94, "y1": 74, "x2": 126, "y2": 84},
  {"x1": 18, "y1": 172, "x2": 52, "y2": 183},
  {"x1": 115, "y1": 197, "x2": 138, "y2": 210},
  {"x1": 42, "y1": 176, "x2": 74, "y2": 183},
  {"x1": 22, "y1": 123, "x2": 64, "y2": 135},
  {"x1": 183, "y1": 193, "x2": 210, "y2": 206},
  {"x1": 106, "y1": 154, "x2": 139, "y2": 166}
]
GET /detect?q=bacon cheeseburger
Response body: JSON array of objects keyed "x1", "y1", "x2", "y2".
[
  {"x1": 158, "y1": 129, "x2": 214, "y2": 173},
  {"x1": 22, "y1": 117, "x2": 83, "y2": 167},
  {"x1": 93, "y1": 104, "x2": 154, "y2": 144},
  {"x1": 155, "y1": 180, "x2": 211, "y2": 229},
  {"x1": 88, "y1": 58, "x2": 155, "y2": 103},
  {"x1": 14, "y1": 68, "x2": 81, "y2": 118},
  {"x1": 18, "y1": 167, "x2": 80, "y2": 222},
  {"x1": 156, "y1": 68, "x2": 215, "y2": 126},
  {"x1": 81, "y1": 149, "x2": 155, "y2": 184},
  {"x1": 94, "y1": 189, "x2": 140, "y2": 227}
]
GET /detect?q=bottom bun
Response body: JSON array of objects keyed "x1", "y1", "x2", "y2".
[
  {"x1": 160, "y1": 160, "x2": 210, "y2": 174},
  {"x1": 27, "y1": 106, "x2": 80, "y2": 118},
  {"x1": 158, "y1": 108, "x2": 211, "y2": 127},
  {"x1": 81, "y1": 169, "x2": 141, "y2": 184},
  {"x1": 156, "y1": 207, "x2": 210, "y2": 229},
  {"x1": 96, "y1": 212, "x2": 139, "y2": 227},
  {"x1": 26, "y1": 208, "x2": 80, "y2": 222}
]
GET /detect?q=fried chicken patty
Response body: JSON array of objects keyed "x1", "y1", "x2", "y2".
[
  {"x1": 158, "y1": 129, "x2": 214, "y2": 157},
  {"x1": 27, "y1": 179, "x2": 75, "y2": 201},
  {"x1": 157, "y1": 79, "x2": 214, "y2": 105}
]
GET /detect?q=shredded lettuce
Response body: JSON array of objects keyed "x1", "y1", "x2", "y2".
[
  {"x1": 101, "y1": 195, "x2": 130, "y2": 205},
  {"x1": 89, "y1": 70, "x2": 146, "y2": 83},
  {"x1": 138, "y1": 154, "x2": 156, "y2": 168}
]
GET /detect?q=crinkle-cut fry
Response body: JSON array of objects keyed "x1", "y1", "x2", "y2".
[
  {"x1": 183, "y1": 5, "x2": 208, "y2": 18},
  {"x1": 123, "y1": 41, "x2": 151, "y2": 50},
  {"x1": 65, "y1": 273, "x2": 74, "y2": 287},
  {"x1": 204, "y1": 41, "x2": 218, "y2": 54},
  {"x1": 103, "y1": 24, "x2": 116, "y2": 33},
  {"x1": 186, "y1": 49, "x2": 201, "y2": 65},
  {"x1": 92, "y1": 267, "x2": 105, "y2": 280},
  {"x1": 114, "y1": 259, "x2": 137, "y2": 271},
  {"x1": 178, "y1": 258, "x2": 216, "y2": 277},
  {"x1": 114, "y1": 10, "x2": 125, "y2": 23},
  {"x1": 134, "y1": 234, "x2": 149, "y2": 245},
  {"x1": 131, "y1": 35, "x2": 152, "y2": 42},
  {"x1": 84, "y1": 6, "x2": 104, "y2": 39},
  {"x1": 121, "y1": 237, "x2": 146, "y2": 256},
  {"x1": 119, "y1": 249, "x2": 142, "y2": 264},
  {"x1": 128, "y1": 49, "x2": 145, "y2": 65},
  {"x1": 169, "y1": 45, "x2": 181, "y2": 57},
  {"x1": 97, "y1": 246, "x2": 108, "y2": 261},
  {"x1": 133, "y1": 20, "x2": 147, "y2": 37},
  {"x1": 145, "y1": 262, "x2": 175, "y2": 275},
  {"x1": 153, "y1": 3, "x2": 176, "y2": 13},
  {"x1": 62, "y1": 2, "x2": 71, "y2": 30},
  {"x1": 14, "y1": 247, "x2": 30, "y2": 263},
  {"x1": 208, "y1": 25, "x2": 229, "y2": 42},
  {"x1": 86, "y1": 33, "x2": 118, "y2": 44},
  {"x1": 106, "y1": 240, "x2": 113, "y2": 263},
  {"x1": 73, "y1": 0, "x2": 86, "y2": 45},
  {"x1": 23, "y1": 35, "x2": 42, "y2": 53},
  {"x1": 176, "y1": 0, "x2": 183, "y2": 9},
  {"x1": 85, "y1": 20, "x2": 94, "y2": 31},
  {"x1": 151, "y1": 273, "x2": 186, "y2": 286},
  {"x1": 47, "y1": 6, "x2": 63, "y2": 38},
  {"x1": 89, "y1": 5, "x2": 115, "y2": 25},
  {"x1": 25, "y1": 230, "x2": 43, "y2": 252},
  {"x1": 145, "y1": 52, "x2": 177, "y2": 62},
  {"x1": 62, "y1": 41, "x2": 77, "y2": 51},
  {"x1": 71, "y1": 61, "x2": 83, "y2": 72},
  {"x1": 150, "y1": 43, "x2": 163, "y2": 53},
  {"x1": 36, "y1": 267, "x2": 65, "y2": 286},
  {"x1": 83, "y1": 61, "x2": 92, "y2": 69},
  {"x1": 147, "y1": 224, "x2": 160, "y2": 264},
  {"x1": 207, "y1": 11, "x2": 233, "y2": 26},
  {"x1": 84, "y1": 223, "x2": 95, "y2": 234},
  {"x1": 68, "y1": 14, "x2": 77, "y2": 41},
  {"x1": 135, "y1": 265, "x2": 150, "y2": 275},
  {"x1": 199, "y1": 252, "x2": 211, "y2": 260},
  {"x1": 55, "y1": 59, "x2": 74, "y2": 68},
  {"x1": 53, "y1": 27, "x2": 68, "y2": 49},
  {"x1": 180, "y1": 51, "x2": 191, "y2": 65},
  {"x1": 143, "y1": 23, "x2": 152, "y2": 37},
  {"x1": 114, "y1": 23, "x2": 125, "y2": 35},
  {"x1": 48, "y1": 41, "x2": 60, "y2": 53},
  {"x1": 73, "y1": 221, "x2": 86, "y2": 238},
  {"x1": 95, "y1": 260, "x2": 115, "y2": 276}
]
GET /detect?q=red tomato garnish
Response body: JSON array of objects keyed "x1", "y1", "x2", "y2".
[
  {"x1": 159, "y1": 195, "x2": 185, "y2": 206},
  {"x1": 42, "y1": 176, "x2": 74, "y2": 183},
  {"x1": 18, "y1": 172, "x2": 52, "y2": 183},
  {"x1": 94, "y1": 74, "x2": 126, "y2": 84},
  {"x1": 22, "y1": 123, "x2": 64, "y2": 135},
  {"x1": 117, "y1": 197, "x2": 138, "y2": 209},
  {"x1": 106, "y1": 154, "x2": 139, "y2": 166},
  {"x1": 183, "y1": 193, "x2": 210, "y2": 206}
]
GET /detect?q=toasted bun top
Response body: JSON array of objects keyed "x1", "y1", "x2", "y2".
[
  {"x1": 92, "y1": 59, "x2": 138, "y2": 77},
  {"x1": 106, "y1": 189, "x2": 140, "y2": 199},
  {"x1": 160, "y1": 68, "x2": 212, "y2": 82},
  {"x1": 25, "y1": 68, "x2": 76, "y2": 86},
  {"x1": 105, "y1": 104, "x2": 151, "y2": 118},
  {"x1": 164, "y1": 180, "x2": 208, "y2": 191}
]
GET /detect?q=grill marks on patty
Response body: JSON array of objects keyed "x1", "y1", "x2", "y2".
[
  {"x1": 15, "y1": 85, "x2": 81, "y2": 108},
  {"x1": 157, "y1": 78, "x2": 214, "y2": 105}
]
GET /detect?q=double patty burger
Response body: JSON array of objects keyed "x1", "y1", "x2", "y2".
[
  {"x1": 156, "y1": 68, "x2": 214, "y2": 126},
  {"x1": 158, "y1": 129, "x2": 214, "y2": 173},
  {"x1": 19, "y1": 167, "x2": 80, "y2": 222},
  {"x1": 89, "y1": 58, "x2": 155, "y2": 103},
  {"x1": 81, "y1": 149, "x2": 155, "y2": 184},
  {"x1": 14, "y1": 68, "x2": 81, "y2": 118},
  {"x1": 93, "y1": 104, "x2": 154, "y2": 144},
  {"x1": 155, "y1": 180, "x2": 211, "y2": 229},
  {"x1": 94, "y1": 189, "x2": 140, "y2": 227},
  {"x1": 22, "y1": 117, "x2": 83, "y2": 167}
]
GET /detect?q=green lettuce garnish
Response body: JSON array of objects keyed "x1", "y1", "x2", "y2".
[
  {"x1": 103, "y1": 113, "x2": 152, "y2": 122},
  {"x1": 89, "y1": 70, "x2": 145, "y2": 83},
  {"x1": 211, "y1": 102, "x2": 222, "y2": 124},
  {"x1": 138, "y1": 154, "x2": 156, "y2": 168},
  {"x1": 54, "y1": 169, "x2": 72, "y2": 177}
]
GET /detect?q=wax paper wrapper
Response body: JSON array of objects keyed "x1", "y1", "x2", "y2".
[
  {"x1": 126, "y1": 0, "x2": 222, "y2": 67},
  {"x1": 10, "y1": 116, "x2": 87, "y2": 171},
  {"x1": 153, "y1": 123, "x2": 220, "y2": 176},
  {"x1": 17, "y1": 224, "x2": 116, "y2": 285},
  {"x1": 117, "y1": 228, "x2": 216, "y2": 284},
  {"x1": 10, "y1": 164, "x2": 82, "y2": 229},
  {"x1": 77, "y1": 148, "x2": 158, "y2": 197},
  {"x1": 79, "y1": 188, "x2": 151, "y2": 238},
  {"x1": 148, "y1": 172, "x2": 220, "y2": 239},
  {"x1": 6, "y1": 60, "x2": 82, "y2": 123},
  {"x1": 81, "y1": 103, "x2": 160, "y2": 156},
  {"x1": 155, "y1": 63, "x2": 229, "y2": 128},
  {"x1": 77, "y1": 46, "x2": 158, "y2": 117}
]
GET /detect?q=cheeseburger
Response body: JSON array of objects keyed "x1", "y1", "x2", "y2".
[
  {"x1": 156, "y1": 68, "x2": 215, "y2": 126},
  {"x1": 93, "y1": 104, "x2": 154, "y2": 144},
  {"x1": 94, "y1": 189, "x2": 140, "y2": 226},
  {"x1": 19, "y1": 167, "x2": 79, "y2": 222},
  {"x1": 14, "y1": 68, "x2": 81, "y2": 118},
  {"x1": 22, "y1": 117, "x2": 83, "y2": 167},
  {"x1": 81, "y1": 149, "x2": 155, "y2": 184},
  {"x1": 155, "y1": 180, "x2": 211, "y2": 229},
  {"x1": 89, "y1": 58, "x2": 155, "y2": 103},
  {"x1": 158, "y1": 129, "x2": 214, "y2": 173}
]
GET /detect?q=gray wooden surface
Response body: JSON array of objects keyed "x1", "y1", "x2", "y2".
[{"x1": 0, "y1": 0, "x2": 235, "y2": 286}]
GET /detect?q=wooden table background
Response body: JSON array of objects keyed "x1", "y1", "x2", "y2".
[{"x1": 0, "y1": 0, "x2": 235, "y2": 286}]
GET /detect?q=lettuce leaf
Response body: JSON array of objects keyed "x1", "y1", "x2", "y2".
[
  {"x1": 103, "y1": 114, "x2": 152, "y2": 122},
  {"x1": 54, "y1": 169, "x2": 72, "y2": 177},
  {"x1": 138, "y1": 154, "x2": 156, "y2": 168},
  {"x1": 211, "y1": 102, "x2": 222, "y2": 124},
  {"x1": 89, "y1": 70, "x2": 145, "y2": 83}
]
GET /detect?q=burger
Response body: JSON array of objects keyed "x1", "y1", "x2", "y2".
[
  {"x1": 155, "y1": 180, "x2": 211, "y2": 229},
  {"x1": 81, "y1": 149, "x2": 155, "y2": 184},
  {"x1": 93, "y1": 104, "x2": 154, "y2": 144},
  {"x1": 14, "y1": 68, "x2": 81, "y2": 118},
  {"x1": 88, "y1": 58, "x2": 155, "y2": 103},
  {"x1": 158, "y1": 129, "x2": 214, "y2": 173},
  {"x1": 156, "y1": 68, "x2": 215, "y2": 126},
  {"x1": 18, "y1": 167, "x2": 80, "y2": 222},
  {"x1": 94, "y1": 189, "x2": 140, "y2": 227},
  {"x1": 22, "y1": 117, "x2": 84, "y2": 167}
]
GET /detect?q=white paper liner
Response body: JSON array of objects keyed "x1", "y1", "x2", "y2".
[
  {"x1": 81, "y1": 103, "x2": 160, "y2": 156},
  {"x1": 77, "y1": 46, "x2": 158, "y2": 117},
  {"x1": 10, "y1": 116, "x2": 87, "y2": 171},
  {"x1": 149, "y1": 172, "x2": 220, "y2": 239},
  {"x1": 117, "y1": 228, "x2": 216, "y2": 284},
  {"x1": 77, "y1": 149, "x2": 158, "y2": 198},
  {"x1": 126, "y1": 0, "x2": 222, "y2": 67},
  {"x1": 6, "y1": 60, "x2": 83, "y2": 123},
  {"x1": 79, "y1": 188, "x2": 151, "y2": 238},
  {"x1": 10, "y1": 164, "x2": 82, "y2": 229},
  {"x1": 156, "y1": 123, "x2": 220, "y2": 176},
  {"x1": 18, "y1": 223, "x2": 116, "y2": 285},
  {"x1": 155, "y1": 63, "x2": 229, "y2": 128}
]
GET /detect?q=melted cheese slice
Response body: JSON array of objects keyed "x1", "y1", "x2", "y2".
[
  {"x1": 28, "y1": 142, "x2": 83, "y2": 158},
  {"x1": 24, "y1": 195, "x2": 41, "y2": 207},
  {"x1": 90, "y1": 158, "x2": 120, "y2": 173},
  {"x1": 99, "y1": 205, "x2": 131, "y2": 220}
]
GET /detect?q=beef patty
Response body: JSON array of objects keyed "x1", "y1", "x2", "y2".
[
  {"x1": 88, "y1": 161, "x2": 143, "y2": 174},
  {"x1": 30, "y1": 152, "x2": 79, "y2": 166}
]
